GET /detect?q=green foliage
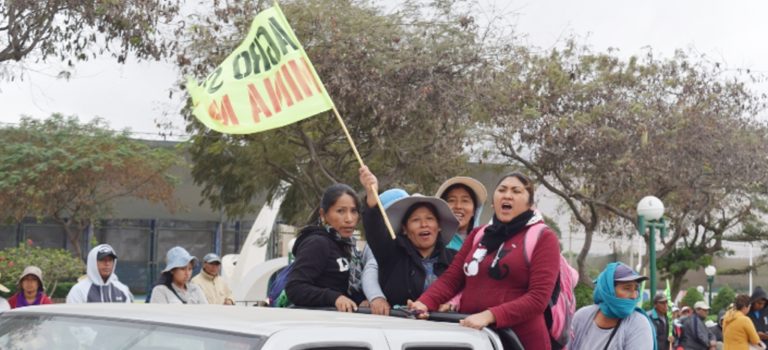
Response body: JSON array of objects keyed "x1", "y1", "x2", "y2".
[
  {"x1": 0, "y1": 241, "x2": 84, "y2": 297},
  {"x1": 575, "y1": 283, "x2": 594, "y2": 309},
  {"x1": 0, "y1": 0, "x2": 181, "y2": 80},
  {"x1": 180, "y1": 0, "x2": 503, "y2": 224},
  {"x1": 0, "y1": 114, "x2": 179, "y2": 258},
  {"x1": 712, "y1": 286, "x2": 736, "y2": 315},
  {"x1": 681, "y1": 287, "x2": 705, "y2": 308},
  {"x1": 485, "y1": 40, "x2": 768, "y2": 290},
  {"x1": 49, "y1": 282, "x2": 77, "y2": 299}
]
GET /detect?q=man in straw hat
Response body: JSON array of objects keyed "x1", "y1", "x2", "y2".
[{"x1": 8, "y1": 266, "x2": 52, "y2": 309}]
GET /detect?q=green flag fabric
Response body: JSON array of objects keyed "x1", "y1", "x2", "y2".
[{"x1": 187, "y1": 5, "x2": 333, "y2": 134}]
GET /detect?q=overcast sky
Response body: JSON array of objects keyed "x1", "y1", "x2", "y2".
[
  {"x1": 1, "y1": 0, "x2": 763, "y2": 258},
  {"x1": 2, "y1": 0, "x2": 767, "y2": 138}
]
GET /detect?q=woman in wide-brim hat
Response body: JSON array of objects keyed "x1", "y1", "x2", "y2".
[
  {"x1": 435, "y1": 176, "x2": 487, "y2": 253},
  {"x1": 149, "y1": 246, "x2": 208, "y2": 304},
  {"x1": 8, "y1": 266, "x2": 53, "y2": 309},
  {"x1": 359, "y1": 166, "x2": 458, "y2": 307}
]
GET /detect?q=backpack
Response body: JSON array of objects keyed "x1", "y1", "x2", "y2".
[
  {"x1": 267, "y1": 263, "x2": 294, "y2": 307},
  {"x1": 473, "y1": 223, "x2": 578, "y2": 349}
]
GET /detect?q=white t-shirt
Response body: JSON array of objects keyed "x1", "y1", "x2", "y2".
[
  {"x1": 0, "y1": 297, "x2": 9, "y2": 312},
  {"x1": 570, "y1": 304, "x2": 655, "y2": 350}
]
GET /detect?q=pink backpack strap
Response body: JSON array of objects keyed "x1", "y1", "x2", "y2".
[
  {"x1": 523, "y1": 223, "x2": 547, "y2": 267},
  {"x1": 445, "y1": 225, "x2": 489, "y2": 311},
  {"x1": 471, "y1": 224, "x2": 488, "y2": 247}
]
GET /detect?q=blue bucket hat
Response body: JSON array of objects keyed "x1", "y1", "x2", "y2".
[{"x1": 162, "y1": 246, "x2": 197, "y2": 273}]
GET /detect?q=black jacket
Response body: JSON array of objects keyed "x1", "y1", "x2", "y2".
[
  {"x1": 285, "y1": 226, "x2": 354, "y2": 307},
  {"x1": 648, "y1": 309, "x2": 671, "y2": 350},
  {"x1": 362, "y1": 205, "x2": 455, "y2": 306},
  {"x1": 750, "y1": 286, "x2": 768, "y2": 334}
]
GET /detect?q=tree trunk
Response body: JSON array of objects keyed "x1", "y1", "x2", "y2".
[
  {"x1": 62, "y1": 222, "x2": 83, "y2": 260},
  {"x1": 671, "y1": 273, "x2": 685, "y2": 299},
  {"x1": 577, "y1": 227, "x2": 596, "y2": 287}
]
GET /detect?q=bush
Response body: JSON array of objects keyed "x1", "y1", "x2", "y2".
[
  {"x1": 0, "y1": 241, "x2": 84, "y2": 297},
  {"x1": 575, "y1": 283, "x2": 594, "y2": 309},
  {"x1": 712, "y1": 285, "x2": 736, "y2": 315},
  {"x1": 681, "y1": 287, "x2": 705, "y2": 308},
  {"x1": 50, "y1": 281, "x2": 77, "y2": 299}
]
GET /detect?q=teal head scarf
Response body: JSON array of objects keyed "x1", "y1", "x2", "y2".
[
  {"x1": 593, "y1": 262, "x2": 658, "y2": 350},
  {"x1": 593, "y1": 262, "x2": 643, "y2": 319}
]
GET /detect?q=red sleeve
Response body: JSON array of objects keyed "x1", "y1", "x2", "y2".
[
  {"x1": 489, "y1": 228, "x2": 560, "y2": 328},
  {"x1": 418, "y1": 225, "x2": 485, "y2": 310},
  {"x1": 8, "y1": 293, "x2": 18, "y2": 309},
  {"x1": 41, "y1": 294, "x2": 53, "y2": 304}
]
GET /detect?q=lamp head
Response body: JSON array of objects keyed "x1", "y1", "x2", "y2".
[{"x1": 637, "y1": 196, "x2": 665, "y2": 221}]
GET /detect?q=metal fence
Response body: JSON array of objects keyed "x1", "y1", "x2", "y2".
[{"x1": 0, "y1": 217, "x2": 255, "y2": 294}]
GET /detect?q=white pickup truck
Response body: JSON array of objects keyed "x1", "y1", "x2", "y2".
[{"x1": 0, "y1": 304, "x2": 525, "y2": 349}]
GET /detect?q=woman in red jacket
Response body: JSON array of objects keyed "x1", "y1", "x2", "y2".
[
  {"x1": 409, "y1": 172, "x2": 560, "y2": 350},
  {"x1": 8, "y1": 266, "x2": 53, "y2": 309}
]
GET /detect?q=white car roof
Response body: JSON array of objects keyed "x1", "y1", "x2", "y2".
[{"x1": 3, "y1": 304, "x2": 482, "y2": 337}]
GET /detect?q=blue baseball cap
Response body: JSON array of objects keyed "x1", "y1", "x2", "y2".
[{"x1": 614, "y1": 263, "x2": 648, "y2": 283}]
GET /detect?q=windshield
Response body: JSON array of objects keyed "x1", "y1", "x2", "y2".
[{"x1": 0, "y1": 314, "x2": 265, "y2": 350}]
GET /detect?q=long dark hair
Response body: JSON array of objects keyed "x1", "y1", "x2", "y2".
[
  {"x1": 495, "y1": 172, "x2": 534, "y2": 206},
  {"x1": 321, "y1": 183, "x2": 360, "y2": 213},
  {"x1": 314, "y1": 183, "x2": 361, "y2": 229}
]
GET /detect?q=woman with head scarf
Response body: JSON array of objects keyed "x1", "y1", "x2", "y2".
[
  {"x1": 435, "y1": 176, "x2": 487, "y2": 253},
  {"x1": 359, "y1": 166, "x2": 458, "y2": 307},
  {"x1": 149, "y1": 246, "x2": 207, "y2": 304},
  {"x1": 408, "y1": 172, "x2": 561, "y2": 349},
  {"x1": 569, "y1": 262, "x2": 656, "y2": 350},
  {"x1": 8, "y1": 266, "x2": 52, "y2": 309},
  {"x1": 285, "y1": 183, "x2": 365, "y2": 312}
]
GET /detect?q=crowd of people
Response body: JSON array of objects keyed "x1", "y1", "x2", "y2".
[{"x1": 2, "y1": 167, "x2": 768, "y2": 350}]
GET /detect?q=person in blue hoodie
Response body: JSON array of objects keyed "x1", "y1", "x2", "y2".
[
  {"x1": 434, "y1": 176, "x2": 487, "y2": 253},
  {"x1": 570, "y1": 262, "x2": 656, "y2": 350},
  {"x1": 66, "y1": 244, "x2": 133, "y2": 303}
]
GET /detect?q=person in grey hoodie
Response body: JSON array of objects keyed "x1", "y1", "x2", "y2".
[{"x1": 66, "y1": 244, "x2": 133, "y2": 303}]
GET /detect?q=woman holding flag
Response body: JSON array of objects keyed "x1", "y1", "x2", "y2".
[{"x1": 359, "y1": 166, "x2": 457, "y2": 308}]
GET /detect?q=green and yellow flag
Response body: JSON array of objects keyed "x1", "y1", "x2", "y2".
[
  {"x1": 666, "y1": 279, "x2": 673, "y2": 338},
  {"x1": 186, "y1": 4, "x2": 333, "y2": 134}
]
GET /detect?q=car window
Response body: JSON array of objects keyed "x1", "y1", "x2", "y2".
[{"x1": 0, "y1": 314, "x2": 265, "y2": 350}]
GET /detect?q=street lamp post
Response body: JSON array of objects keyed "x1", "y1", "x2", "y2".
[
  {"x1": 705, "y1": 265, "x2": 717, "y2": 307},
  {"x1": 637, "y1": 196, "x2": 666, "y2": 300}
]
